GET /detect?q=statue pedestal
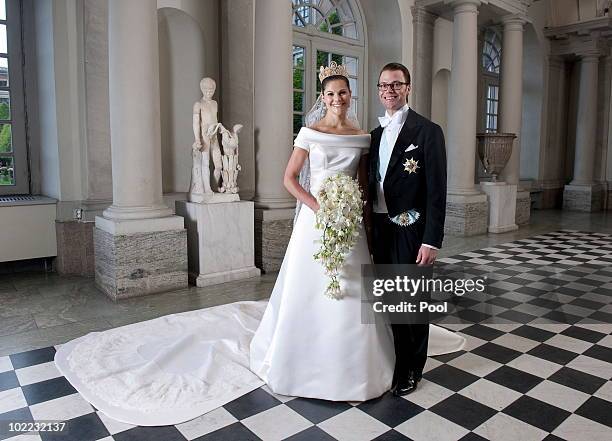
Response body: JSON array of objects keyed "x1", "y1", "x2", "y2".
[
  {"x1": 176, "y1": 200, "x2": 260, "y2": 286},
  {"x1": 480, "y1": 182, "x2": 518, "y2": 233},
  {"x1": 188, "y1": 192, "x2": 239, "y2": 204}
]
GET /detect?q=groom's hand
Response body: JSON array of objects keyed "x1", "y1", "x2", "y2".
[{"x1": 416, "y1": 246, "x2": 437, "y2": 265}]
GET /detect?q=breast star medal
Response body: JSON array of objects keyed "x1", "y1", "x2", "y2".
[{"x1": 403, "y1": 157, "x2": 419, "y2": 174}]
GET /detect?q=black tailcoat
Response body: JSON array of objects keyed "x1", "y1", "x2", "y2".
[
  {"x1": 368, "y1": 108, "x2": 447, "y2": 378},
  {"x1": 369, "y1": 109, "x2": 446, "y2": 249}
]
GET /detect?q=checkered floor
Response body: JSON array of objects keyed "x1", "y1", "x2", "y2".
[{"x1": 0, "y1": 230, "x2": 611, "y2": 440}]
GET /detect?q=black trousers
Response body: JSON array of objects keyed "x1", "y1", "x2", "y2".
[{"x1": 372, "y1": 213, "x2": 430, "y2": 378}]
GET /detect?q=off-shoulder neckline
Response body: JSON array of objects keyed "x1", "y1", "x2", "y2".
[{"x1": 301, "y1": 127, "x2": 370, "y2": 137}]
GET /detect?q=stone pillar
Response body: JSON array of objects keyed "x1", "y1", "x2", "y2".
[
  {"x1": 445, "y1": 0, "x2": 488, "y2": 236},
  {"x1": 607, "y1": 52, "x2": 612, "y2": 210},
  {"x1": 498, "y1": 15, "x2": 529, "y2": 226},
  {"x1": 411, "y1": 6, "x2": 437, "y2": 118},
  {"x1": 253, "y1": 0, "x2": 295, "y2": 271},
  {"x1": 537, "y1": 55, "x2": 568, "y2": 209},
  {"x1": 94, "y1": 0, "x2": 187, "y2": 300},
  {"x1": 564, "y1": 50, "x2": 604, "y2": 211},
  {"x1": 499, "y1": 16, "x2": 525, "y2": 185}
]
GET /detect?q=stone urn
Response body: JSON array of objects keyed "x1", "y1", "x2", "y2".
[{"x1": 476, "y1": 133, "x2": 516, "y2": 182}]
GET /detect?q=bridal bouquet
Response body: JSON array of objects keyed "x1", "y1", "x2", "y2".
[{"x1": 313, "y1": 173, "x2": 364, "y2": 300}]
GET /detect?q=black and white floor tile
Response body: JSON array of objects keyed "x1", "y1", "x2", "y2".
[{"x1": 0, "y1": 230, "x2": 610, "y2": 440}]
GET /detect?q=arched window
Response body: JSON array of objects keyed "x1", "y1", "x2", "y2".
[
  {"x1": 481, "y1": 28, "x2": 501, "y2": 133},
  {"x1": 291, "y1": 0, "x2": 365, "y2": 136},
  {"x1": 482, "y1": 28, "x2": 501, "y2": 74}
]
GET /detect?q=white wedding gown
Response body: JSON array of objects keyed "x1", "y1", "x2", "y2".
[{"x1": 55, "y1": 128, "x2": 465, "y2": 426}]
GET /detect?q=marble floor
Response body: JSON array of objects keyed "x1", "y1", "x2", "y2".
[
  {"x1": 1, "y1": 209, "x2": 611, "y2": 357},
  {"x1": 0, "y1": 209, "x2": 611, "y2": 441}
]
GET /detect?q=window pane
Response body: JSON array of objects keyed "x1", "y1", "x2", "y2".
[
  {"x1": 0, "y1": 155, "x2": 14, "y2": 185},
  {"x1": 0, "y1": 25, "x2": 5, "y2": 54},
  {"x1": 316, "y1": 50, "x2": 329, "y2": 70},
  {"x1": 0, "y1": 91, "x2": 9, "y2": 119},
  {"x1": 0, "y1": 57, "x2": 7, "y2": 87},
  {"x1": 293, "y1": 91, "x2": 303, "y2": 112},
  {"x1": 0, "y1": 1, "x2": 5, "y2": 21},
  {"x1": 0, "y1": 122, "x2": 11, "y2": 152},
  {"x1": 351, "y1": 97, "x2": 358, "y2": 117},
  {"x1": 293, "y1": 68, "x2": 304, "y2": 90},
  {"x1": 343, "y1": 23, "x2": 357, "y2": 39},
  {"x1": 293, "y1": 113, "x2": 303, "y2": 135},
  {"x1": 293, "y1": 46, "x2": 304, "y2": 68},
  {"x1": 344, "y1": 56, "x2": 358, "y2": 76},
  {"x1": 349, "y1": 77, "x2": 357, "y2": 96}
]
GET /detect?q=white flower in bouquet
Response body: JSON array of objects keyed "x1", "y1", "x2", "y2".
[{"x1": 313, "y1": 173, "x2": 364, "y2": 299}]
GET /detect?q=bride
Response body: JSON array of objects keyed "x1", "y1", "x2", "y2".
[
  {"x1": 250, "y1": 66, "x2": 396, "y2": 401},
  {"x1": 55, "y1": 64, "x2": 464, "y2": 426}
]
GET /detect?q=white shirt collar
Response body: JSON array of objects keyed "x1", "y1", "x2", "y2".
[{"x1": 379, "y1": 104, "x2": 410, "y2": 128}]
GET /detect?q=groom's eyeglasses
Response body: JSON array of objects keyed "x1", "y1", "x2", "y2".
[{"x1": 377, "y1": 81, "x2": 408, "y2": 91}]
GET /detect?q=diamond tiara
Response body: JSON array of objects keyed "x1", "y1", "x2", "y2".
[{"x1": 318, "y1": 61, "x2": 349, "y2": 83}]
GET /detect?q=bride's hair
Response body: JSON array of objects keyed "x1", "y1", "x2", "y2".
[{"x1": 321, "y1": 74, "x2": 350, "y2": 92}]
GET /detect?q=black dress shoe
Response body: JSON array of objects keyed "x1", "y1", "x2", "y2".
[{"x1": 392, "y1": 371, "x2": 421, "y2": 397}]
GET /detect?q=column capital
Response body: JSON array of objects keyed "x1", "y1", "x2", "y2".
[
  {"x1": 578, "y1": 49, "x2": 602, "y2": 62},
  {"x1": 445, "y1": 0, "x2": 483, "y2": 13},
  {"x1": 501, "y1": 14, "x2": 527, "y2": 30},
  {"x1": 411, "y1": 5, "x2": 437, "y2": 26}
]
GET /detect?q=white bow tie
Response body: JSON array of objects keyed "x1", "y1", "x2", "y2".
[{"x1": 378, "y1": 114, "x2": 401, "y2": 128}]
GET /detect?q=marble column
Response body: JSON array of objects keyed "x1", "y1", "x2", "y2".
[
  {"x1": 411, "y1": 6, "x2": 437, "y2": 118},
  {"x1": 499, "y1": 16, "x2": 525, "y2": 186},
  {"x1": 94, "y1": 0, "x2": 187, "y2": 299},
  {"x1": 253, "y1": 0, "x2": 295, "y2": 271},
  {"x1": 564, "y1": 50, "x2": 604, "y2": 211},
  {"x1": 498, "y1": 15, "x2": 528, "y2": 226},
  {"x1": 607, "y1": 52, "x2": 612, "y2": 210},
  {"x1": 538, "y1": 55, "x2": 568, "y2": 209},
  {"x1": 445, "y1": 0, "x2": 488, "y2": 236}
]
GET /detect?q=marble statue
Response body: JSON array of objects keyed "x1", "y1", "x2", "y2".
[
  {"x1": 189, "y1": 77, "x2": 242, "y2": 203},
  {"x1": 218, "y1": 124, "x2": 243, "y2": 194},
  {"x1": 189, "y1": 78, "x2": 220, "y2": 202}
]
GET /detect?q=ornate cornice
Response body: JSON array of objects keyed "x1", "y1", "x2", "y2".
[
  {"x1": 415, "y1": 0, "x2": 530, "y2": 20},
  {"x1": 544, "y1": 17, "x2": 612, "y2": 39},
  {"x1": 545, "y1": 16, "x2": 612, "y2": 56}
]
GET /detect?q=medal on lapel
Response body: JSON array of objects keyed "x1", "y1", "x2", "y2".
[{"x1": 403, "y1": 157, "x2": 419, "y2": 174}]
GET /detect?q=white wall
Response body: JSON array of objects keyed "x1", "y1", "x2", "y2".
[
  {"x1": 433, "y1": 18, "x2": 452, "y2": 75},
  {"x1": 361, "y1": 0, "x2": 406, "y2": 130},
  {"x1": 397, "y1": 0, "x2": 415, "y2": 76},
  {"x1": 431, "y1": 69, "x2": 450, "y2": 133},
  {"x1": 158, "y1": 8, "x2": 208, "y2": 194},
  {"x1": 34, "y1": 0, "x2": 60, "y2": 199},
  {"x1": 520, "y1": 1, "x2": 547, "y2": 181},
  {"x1": 157, "y1": 0, "x2": 219, "y2": 194},
  {"x1": 34, "y1": 0, "x2": 85, "y2": 203},
  {"x1": 431, "y1": 16, "x2": 452, "y2": 133}
]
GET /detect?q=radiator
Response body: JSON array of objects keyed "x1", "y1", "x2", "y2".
[{"x1": 0, "y1": 196, "x2": 57, "y2": 262}]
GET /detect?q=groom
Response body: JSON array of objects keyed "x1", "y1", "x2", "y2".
[{"x1": 367, "y1": 62, "x2": 447, "y2": 396}]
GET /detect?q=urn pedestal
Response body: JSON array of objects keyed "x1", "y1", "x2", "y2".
[{"x1": 476, "y1": 133, "x2": 518, "y2": 234}]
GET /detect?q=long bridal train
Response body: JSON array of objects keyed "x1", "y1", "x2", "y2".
[
  {"x1": 56, "y1": 129, "x2": 465, "y2": 426},
  {"x1": 55, "y1": 300, "x2": 465, "y2": 426}
]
